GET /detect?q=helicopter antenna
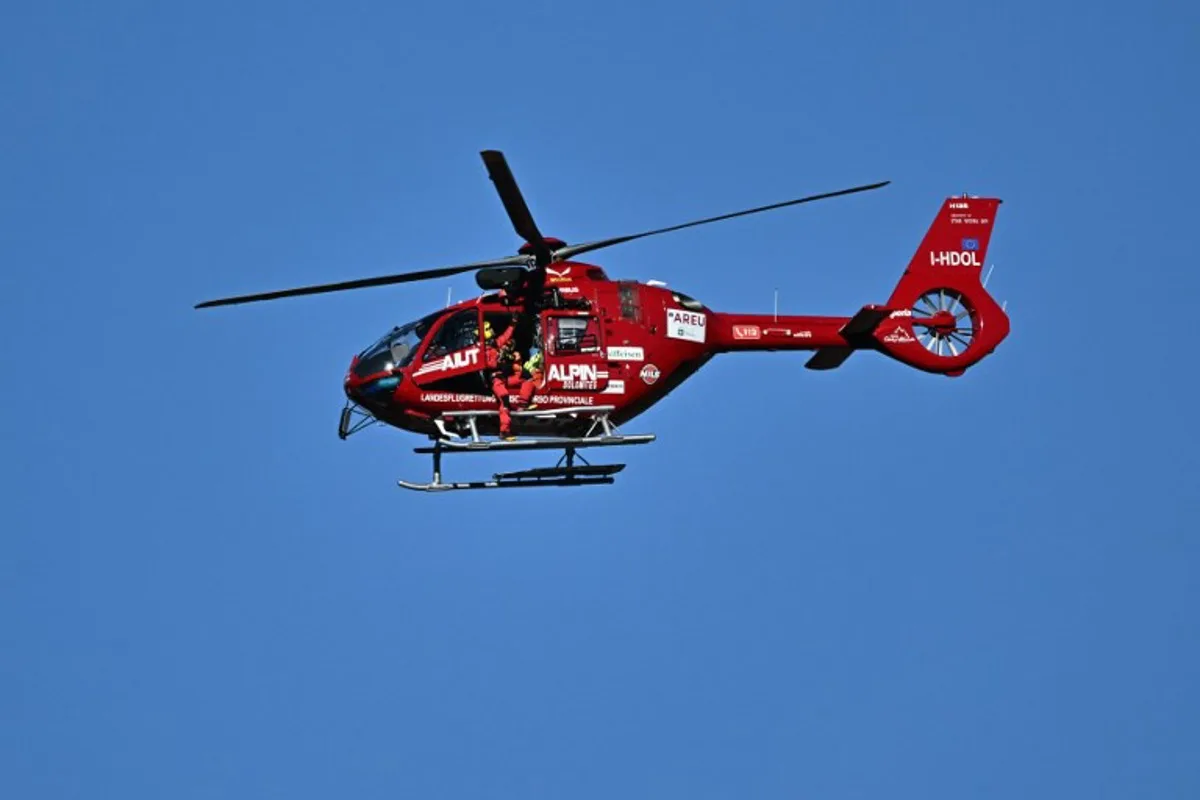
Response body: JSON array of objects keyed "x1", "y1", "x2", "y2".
[
  {"x1": 982, "y1": 263, "x2": 996, "y2": 288},
  {"x1": 981, "y1": 263, "x2": 1008, "y2": 312},
  {"x1": 774, "y1": 288, "x2": 778, "y2": 322},
  {"x1": 446, "y1": 286, "x2": 452, "y2": 307}
]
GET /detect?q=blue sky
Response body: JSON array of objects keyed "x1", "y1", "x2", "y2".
[{"x1": 3, "y1": 1, "x2": 1198, "y2": 797}]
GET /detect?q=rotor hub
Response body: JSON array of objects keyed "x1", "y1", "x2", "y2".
[
  {"x1": 519, "y1": 237, "x2": 566, "y2": 256},
  {"x1": 927, "y1": 309, "x2": 956, "y2": 335}
]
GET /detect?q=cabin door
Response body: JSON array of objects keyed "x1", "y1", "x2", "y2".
[
  {"x1": 540, "y1": 312, "x2": 611, "y2": 396},
  {"x1": 412, "y1": 307, "x2": 486, "y2": 391}
]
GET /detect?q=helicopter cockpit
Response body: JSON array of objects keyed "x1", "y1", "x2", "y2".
[{"x1": 352, "y1": 311, "x2": 440, "y2": 381}]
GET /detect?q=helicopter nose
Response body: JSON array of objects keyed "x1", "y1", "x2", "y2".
[
  {"x1": 345, "y1": 355, "x2": 402, "y2": 406},
  {"x1": 344, "y1": 356, "x2": 367, "y2": 401}
]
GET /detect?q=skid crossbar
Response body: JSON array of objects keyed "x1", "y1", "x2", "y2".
[{"x1": 399, "y1": 405, "x2": 653, "y2": 492}]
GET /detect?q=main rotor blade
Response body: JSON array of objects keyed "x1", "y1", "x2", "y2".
[
  {"x1": 480, "y1": 150, "x2": 552, "y2": 265},
  {"x1": 194, "y1": 255, "x2": 530, "y2": 309},
  {"x1": 552, "y1": 180, "x2": 891, "y2": 262}
]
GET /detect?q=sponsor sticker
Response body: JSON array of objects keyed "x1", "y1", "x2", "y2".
[
  {"x1": 547, "y1": 362, "x2": 607, "y2": 390},
  {"x1": 607, "y1": 346, "x2": 644, "y2": 361},
  {"x1": 882, "y1": 326, "x2": 916, "y2": 344},
  {"x1": 640, "y1": 364, "x2": 660, "y2": 385},
  {"x1": 666, "y1": 308, "x2": 706, "y2": 343}
]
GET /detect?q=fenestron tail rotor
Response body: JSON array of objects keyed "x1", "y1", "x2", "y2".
[
  {"x1": 912, "y1": 288, "x2": 976, "y2": 357},
  {"x1": 194, "y1": 149, "x2": 890, "y2": 311}
]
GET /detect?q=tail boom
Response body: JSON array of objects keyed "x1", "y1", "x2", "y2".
[
  {"x1": 708, "y1": 194, "x2": 1010, "y2": 376},
  {"x1": 708, "y1": 314, "x2": 853, "y2": 352},
  {"x1": 708, "y1": 307, "x2": 896, "y2": 370}
]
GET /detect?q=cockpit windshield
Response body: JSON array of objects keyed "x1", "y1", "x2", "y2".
[{"x1": 354, "y1": 312, "x2": 440, "y2": 379}]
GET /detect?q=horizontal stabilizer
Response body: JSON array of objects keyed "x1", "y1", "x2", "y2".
[
  {"x1": 840, "y1": 306, "x2": 891, "y2": 338},
  {"x1": 805, "y1": 306, "x2": 890, "y2": 370},
  {"x1": 805, "y1": 347, "x2": 854, "y2": 370}
]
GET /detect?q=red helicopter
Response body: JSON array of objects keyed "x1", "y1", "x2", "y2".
[{"x1": 196, "y1": 150, "x2": 1009, "y2": 491}]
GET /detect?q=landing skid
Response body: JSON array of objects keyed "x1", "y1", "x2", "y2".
[
  {"x1": 398, "y1": 454, "x2": 625, "y2": 492},
  {"x1": 398, "y1": 405, "x2": 654, "y2": 492}
]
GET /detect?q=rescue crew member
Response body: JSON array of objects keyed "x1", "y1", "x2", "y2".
[
  {"x1": 516, "y1": 349, "x2": 544, "y2": 408},
  {"x1": 482, "y1": 312, "x2": 522, "y2": 438},
  {"x1": 513, "y1": 318, "x2": 545, "y2": 409},
  {"x1": 502, "y1": 321, "x2": 545, "y2": 413}
]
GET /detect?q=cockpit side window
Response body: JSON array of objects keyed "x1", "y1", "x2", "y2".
[
  {"x1": 422, "y1": 309, "x2": 480, "y2": 361},
  {"x1": 389, "y1": 339, "x2": 413, "y2": 368},
  {"x1": 390, "y1": 316, "x2": 435, "y2": 368}
]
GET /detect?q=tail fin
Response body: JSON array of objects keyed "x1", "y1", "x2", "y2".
[
  {"x1": 888, "y1": 195, "x2": 1001, "y2": 305},
  {"x1": 806, "y1": 195, "x2": 1010, "y2": 375},
  {"x1": 878, "y1": 195, "x2": 1009, "y2": 374}
]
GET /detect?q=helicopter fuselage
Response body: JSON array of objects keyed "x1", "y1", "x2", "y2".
[
  {"x1": 342, "y1": 194, "x2": 1008, "y2": 442},
  {"x1": 344, "y1": 263, "x2": 718, "y2": 438}
]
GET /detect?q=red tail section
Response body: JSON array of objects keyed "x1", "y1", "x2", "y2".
[
  {"x1": 868, "y1": 195, "x2": 1009, "y2": 376},
  {"x1": 888, "y1": 195, "x2": 1001, "y2": 304},
  {"x1": 801, "y1": 195, "x2": 1010, "y2": 375}
]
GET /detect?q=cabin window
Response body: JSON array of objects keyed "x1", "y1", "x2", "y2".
[
  {"x1": 672, "y1": 291, "x2": 705, "y2": 311},
  {"x1": 422, "y1": 309, "x2": 479, "y2": 361},
  {"x1": 618, "y1": 281, "x2": 641, "y2": 321},
  {"x1": 549, "y1": 316, "x2": 600, "y2": 354}
]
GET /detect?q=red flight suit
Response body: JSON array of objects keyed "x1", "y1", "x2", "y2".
[{"x1": 485, "y1": 323, "x2": 519, "y2": 436}]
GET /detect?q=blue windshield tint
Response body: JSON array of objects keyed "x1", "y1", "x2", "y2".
[{"x1": 355, "y1": 312, "x2": 439, "y2": 378}]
